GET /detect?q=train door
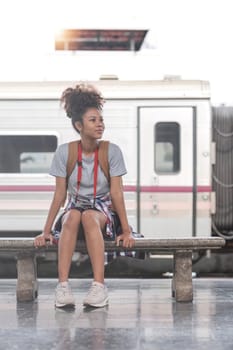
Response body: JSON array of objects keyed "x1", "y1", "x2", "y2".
[{"x1": 138, "y1": 106, "x2": 195, "y2": 238}]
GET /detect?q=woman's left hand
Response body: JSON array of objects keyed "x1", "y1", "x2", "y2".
[{"x1": 116, "y1": 231, "x2": 135, "y2": 248}]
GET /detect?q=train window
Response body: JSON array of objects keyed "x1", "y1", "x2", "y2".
[
  {"x1": 154, "y1": 122, "x2": 180, "y2": 174},
  {"x1": 20, "y1": 152, "x2": 54, "y2": 173},
  {"x1": 0, "y1": 135, "x2": 57, "y2": 173}
]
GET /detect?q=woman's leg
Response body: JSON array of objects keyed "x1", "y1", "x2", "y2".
[
  {"x1": 81, "y1": 210, "x2": 106, "y2": 284},
  {"x1": 58, "y1": 209, "x2": 81, "y2": 282}
]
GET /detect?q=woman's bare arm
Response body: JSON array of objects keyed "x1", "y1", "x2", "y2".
[
  {"x1": 110, "y1": 176, "x2": 134, "y2": 248},
  {"x1": 34, "y1": 177, "x2": 67, "y2": 246}
]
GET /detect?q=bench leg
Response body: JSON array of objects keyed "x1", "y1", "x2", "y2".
[
  {"x1": 16, "y1": 253, "x2": 38, "y2": 302},
  {"x1": 172, "y1": 250, "x2": 193, "y2": 302}
]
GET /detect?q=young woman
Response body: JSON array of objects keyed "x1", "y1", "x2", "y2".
[{"x1": 34, "y1": 83, "x2": 134, "y2": 309}]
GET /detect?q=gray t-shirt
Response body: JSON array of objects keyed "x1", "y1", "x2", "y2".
[{"x1": 49, "y1": 142, "x2": 127, "y2": 200}]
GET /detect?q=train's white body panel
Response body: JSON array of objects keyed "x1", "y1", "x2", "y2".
[{"x1": 0, "y1": 80, "x2": 212, "y2": 237}]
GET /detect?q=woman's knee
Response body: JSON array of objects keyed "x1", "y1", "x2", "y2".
[
  {"x1": 62, "y1": 210, "x2": 81, "y2": 233},
  {"x1": 81, "y1": 210, "x2": 105, "y2": 233}
]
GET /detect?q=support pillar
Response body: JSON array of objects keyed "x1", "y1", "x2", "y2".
[
  {"x1": 172, "y1": 250, "x2": 193, "y2": 302},
  {"x1": 16, "y1": 253, "x2": 38, "y2": 302}
]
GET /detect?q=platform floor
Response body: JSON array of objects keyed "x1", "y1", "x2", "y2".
[{"x1": 0, "y1": 278, "x2": 233, "y2": 349}]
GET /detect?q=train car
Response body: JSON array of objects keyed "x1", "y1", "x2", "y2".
[{"x1": 0, "y1": 78, "x2": 215, "y2": 241}]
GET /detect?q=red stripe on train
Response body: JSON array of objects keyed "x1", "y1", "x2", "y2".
[
  {"x1": 0, "y1": 185, "x2": 212, "y2": 192},
  {"x1": 132, "y1": 186, "x2": 212, "y2": 193}
]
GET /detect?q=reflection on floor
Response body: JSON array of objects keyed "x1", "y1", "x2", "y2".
[{"x1": 0, "y1": 278, "x2": 233, "y2": 350}]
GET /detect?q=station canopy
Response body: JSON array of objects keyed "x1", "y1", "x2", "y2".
[{"x1": 55, "y1": 29, "x2": 148, "y2": 51}]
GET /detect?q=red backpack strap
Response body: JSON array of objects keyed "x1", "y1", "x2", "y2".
[{"x1": 98, "y1": 140, "x2": 110, "y2": 182}]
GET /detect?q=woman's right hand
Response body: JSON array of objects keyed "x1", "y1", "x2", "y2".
[{"x1": 34, "y1": 232, "x2": 53, "y2": 247}]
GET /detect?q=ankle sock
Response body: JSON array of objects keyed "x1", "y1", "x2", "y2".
[
  {"x1": 59, "y1": 281, "x2": 69, "y2": 288},
  {"x1": 93, "y1": 281, "x2": 105, "y2": 288}
]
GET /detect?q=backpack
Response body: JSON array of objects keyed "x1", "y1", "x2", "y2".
[
  {"x1": 66, "y1": 140, "x2": 110, "y2": 181},
  {"x1": 62, "y1": 140, "x2": 110, "y2": 206}
]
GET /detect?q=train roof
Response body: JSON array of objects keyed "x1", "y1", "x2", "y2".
[{"x1": 0, "y1": 79, "x2": 211, "y2": 100}]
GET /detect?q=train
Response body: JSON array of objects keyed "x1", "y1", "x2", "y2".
[{"x1": 0, "y1": 78, "x2": 232, "y2": 260}]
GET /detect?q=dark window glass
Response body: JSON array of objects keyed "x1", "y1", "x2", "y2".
[
  {"x1": 154, "y1": 122, "x2": 180, "y2": 174},
  {"x1": 0, "y1": 135, "x2": 57, "y2": 173}
]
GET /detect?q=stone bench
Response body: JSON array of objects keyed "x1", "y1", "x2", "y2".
[{"x1": 0, "y1": 237, "x2": 225, "y2": 303}]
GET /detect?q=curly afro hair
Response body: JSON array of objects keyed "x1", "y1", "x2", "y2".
[{"x1": 61, "y1": 83, "x2": 105, "y2": 132}]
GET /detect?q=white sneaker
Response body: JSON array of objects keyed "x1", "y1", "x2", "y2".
[
  {"x1": 55, "y1": 282, "x2": 75, "y2": 308},
  {"x1": 83, "y1": 281, "x2": 109, "y2": 308}
]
